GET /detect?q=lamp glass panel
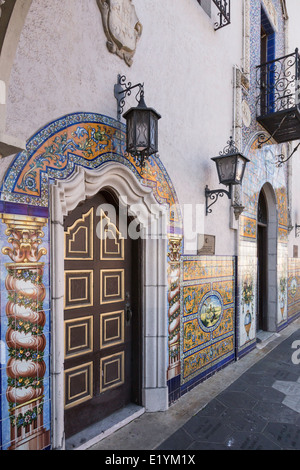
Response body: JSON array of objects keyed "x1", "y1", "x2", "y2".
[
  {"x1": 149, "y1": 113, "x2": 158, "y2": 153},
  {"x1": 217, "y1": 156, "x2": 236, "y2": 183},
  {"x1": 135, "y1": 111, "x2": 149, "y2": 152},
  {"x1": 235, "y1": 156, "x2": 245, "y2": 183},
  {"x1": 126, "y1": 113, "x2": 135, "y2": 152}
]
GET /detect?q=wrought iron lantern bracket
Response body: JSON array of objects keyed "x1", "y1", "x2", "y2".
[
  {"x1": 205, "y1": 185, "x2": 232, "y2": 215},
  {"x1": 295, "y1": 223, "x2": 300, "y2": 238},
  {"x1": 114, "y1": 74, "x2": 144, "y2": 121},
  {"x1": 205, "y1": 136, "x2": 249, "y2": 216}
]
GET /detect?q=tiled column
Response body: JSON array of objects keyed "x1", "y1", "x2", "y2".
[
  {"x1": 167, "y1": 236, "x2": 182, "y2": 380},
  {"x1": 0, "y1": 213, "x2": 50, "y2": 450}
]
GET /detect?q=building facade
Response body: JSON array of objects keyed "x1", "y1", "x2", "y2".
[{"x1": 0, "y1": 0, "x2": 300, "y2": 450}]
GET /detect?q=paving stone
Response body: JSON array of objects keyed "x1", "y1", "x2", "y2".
[
  {"x1": 183, "y1": 415, "x2": 232, "y2": 444},
  {"x1": 272, "y1": 379, "x2": 300, "y2": 397},
  {"x1": 197, "y1": 399, "x2": 227, "y2": 417},
  {"x1": 239, "y1": 372, "x2": 276, "y2": 387},
  {"x1": 282, "y1": 396, "x2": 300, "y2": 414},
  {"x1": 224, "y1": 432, "x2": 281, "y2": 450},
  {"x1": 271, "y1": 369, "x2": 300, "y2": 382},
  {"x1": 220, "y1": 407, "x2": 267, "y2": 433},
  {"x1": 217, "y1": 390, "x2": 258, "y2": 409},
  {"x1": 225, "y1": 379, "x2": 250, "y2": 393},
  {"x1": 253, "y1": 401, "x2": 300, "y2": 424},
  {"x1": 251, "y1": 362, "x2": 300, "y2": 381},
  {"x1": 263, "y1": 422, "x2": 300, "y2": 450},
  {"x1": 157, "y1": 428, "x2": 193, "y2": 450},
  {"x1": 245, "y1": 384, "x2": 285, "y2": 403}
]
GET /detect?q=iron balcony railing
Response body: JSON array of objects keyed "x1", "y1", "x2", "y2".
[
  {"x1": 256, "y1": 48, "x2": 300, "y2": 143},
  {"x1": 256, "y1": 48, "x2": 300, "y2": 118}
]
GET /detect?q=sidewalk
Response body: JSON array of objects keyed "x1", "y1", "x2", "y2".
[{"x1": 88, "y1": 318, "x2": 300, "y2": 451}]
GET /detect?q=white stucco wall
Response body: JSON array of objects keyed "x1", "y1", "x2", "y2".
[{"x1": 5, "y1": 0, "x2": 244, "y2": 255}]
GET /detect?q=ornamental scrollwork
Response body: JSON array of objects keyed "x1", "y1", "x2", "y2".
[
  {"x1": 167, "y1": 236, "x2": 182, "y2": 263},
  {"x1": 0, "y1": 215, "x2": 47, "y2": 263}
]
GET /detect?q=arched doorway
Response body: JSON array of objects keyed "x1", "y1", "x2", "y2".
[
  {"x1": 50, "y1": 162, "x2": 169, "y2": 449},
  {"x1": 256, "y1": 183, "x2": 278, "y2": 334}
]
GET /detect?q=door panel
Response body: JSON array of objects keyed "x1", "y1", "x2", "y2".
[
  {"x1": 257, "y1": 190, "x2": 268, "y2": 332},
  {"x1": 257, "y1": 224, "x2": 268, "y2": 331},
  {"x1": 63, "y1": 192, "x2": 138, "y2": 438}
]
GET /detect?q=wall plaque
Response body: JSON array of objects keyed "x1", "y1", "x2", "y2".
[
  {"x1": 197, "y1": 234, "x2": 215, "y2": 255},
  {"x1": 97, "y1": 0, "x2": 143, "y2": 66},
  {"x1": 293, "y1": 245, "x2": 298, "y2": 258}
]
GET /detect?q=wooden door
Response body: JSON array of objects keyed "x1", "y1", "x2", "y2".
[
  {"x1": 257, "y1": 224, "x2": 267, "y2": 331},
  {"x1": 257, "y1": 190, "x2": 268, "y2": 332},
  {"x1": 63, "y1": 191, "x2": 141, "y2": 438}
]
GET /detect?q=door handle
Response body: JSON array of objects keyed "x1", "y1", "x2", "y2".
[{"x1": 126, "y1": 302, "x2": 132, "y2": 325}]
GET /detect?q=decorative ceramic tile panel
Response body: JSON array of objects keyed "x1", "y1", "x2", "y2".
[
  {"x1": 278, "y1": 244, "x2": 288, "y2": 326},
  {"x1": 239, "y1": 216, "x2": 257, "y2": 240},
  {"x1": 180, "y1": 256, "x2": 235, "y2": 386},
  {"x1": 287, "y1": 258, "x2": 300, "y2": 321},
  {"x1": 0, "y1": 213, "x2": 51, "y2": 450},
  {"x1": 237, "y1": 252, "x2": 257, "y2": 352}
]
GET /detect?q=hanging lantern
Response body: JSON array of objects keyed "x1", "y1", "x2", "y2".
[
  {"x1": 123, "y1": 92, "x2": 161, "y2": 167},
  {"x1": 211, "y1": 136, "x2": 250, "y2": 186}
]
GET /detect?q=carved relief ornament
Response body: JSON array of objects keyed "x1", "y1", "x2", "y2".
[
  {"x1": 261, "y1": 0, "x2": 278, "y2": 31},
  {"x1": 0, "y1": 214, "x2": 47, "y2": 263},
  {"x1": 97, "y1": 0, "x2": 143, "y2": 66}
]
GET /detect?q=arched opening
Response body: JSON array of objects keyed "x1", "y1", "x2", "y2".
[
  {"x1": 50, "y1": 162, "x2": 169, "y2": 449},
  {"x1": 256, "y1": 183, "x2": 278, "y2": 335}
]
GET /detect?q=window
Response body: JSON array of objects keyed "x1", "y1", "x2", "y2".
[
  {"x1": 260, "y1": 8, "x2": 276, "y2": 114},
  {"x1": 261, "y1": 8, "x2": 276, "y2": 64}
]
